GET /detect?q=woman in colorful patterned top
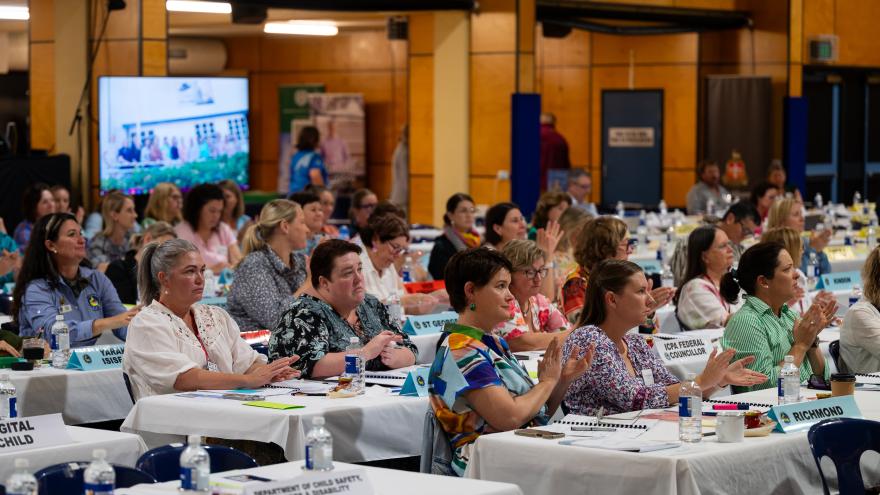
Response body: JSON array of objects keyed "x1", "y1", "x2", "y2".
[
  {"x1": 563, "y1": 259, "x2": 766, "y2": 416},
  {"x1": 494, "y1": 240, "x2": 570, "y2": 352},
  {"x1": 561, "y1": 216, "x2": 675, "y2": 324},
  {"x1": 721, "y1": 242, "x2": 836, "y2": 392},
  {"x1": 673, "y1": 225, "x2": 738, "y2": 330},
  {"x1": 429, "y1": 247, "x2": 594, "y2": 476},
  {"x1": 269, "y1": 240, "x2": 417, "y2": 378}
]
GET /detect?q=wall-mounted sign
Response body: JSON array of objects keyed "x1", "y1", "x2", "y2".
[{"x1": 608, "y1": 127, "x2": 655, "y2": 148}]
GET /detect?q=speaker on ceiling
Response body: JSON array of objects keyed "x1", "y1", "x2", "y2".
[
  {"x1": 232, "y1": 3, "x2": 267, "y2": 24},
  {"x1": 107, "y1": 0, "x2": 126, "y2": 10},
  {"x1": 387, "y1": 17, "x2": 408, "y2": 40}
]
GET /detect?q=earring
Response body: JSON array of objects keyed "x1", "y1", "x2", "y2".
[
  {"x1": 52, "y1": 249, "x2": 58, "y2": 254},
  {"x1": 469, "y1": 302, "x2": 476, "y2": 311}
]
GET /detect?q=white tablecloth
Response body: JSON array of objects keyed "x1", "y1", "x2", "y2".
[
  {"x1": 465, "y1": 386, "x2": 880, "y2": 495},
  {"x1": 0, "y1": 426, "x2": 146, "y2": 481},
  {"x1": 121, "y1": 387, "x2": 428, "y2": 463},
  {"x1": 411, "y1": 333, "x2": 443, "y2": 365},
  {"x1": 8, "y1": 367, "x2": 132, "y2": 424},
  {"x1": 117, "y1": 460, "x2": 522, "y2": 495}
]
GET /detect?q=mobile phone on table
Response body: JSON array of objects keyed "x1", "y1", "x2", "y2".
[{"x1": 514, "y1": 428, "x2": 565, "y2": 439}]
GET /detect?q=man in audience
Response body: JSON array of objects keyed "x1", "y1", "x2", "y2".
[
  {"x1": 566, "y1": 169, "x2": 598, "y2": 216},
  {"x1": 686, "y1": 161, "x2": 729, "y2": 215},
  {"x1": 670, "y1": 202, "x2": 760, "y2": 285},
  {"x1": 540, "y1": 112, "x2": 570, "y2": 190}
]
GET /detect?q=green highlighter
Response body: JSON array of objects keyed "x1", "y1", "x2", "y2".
[{"x1": 242, "y1": 401, "x2": 305, "y2": 410}]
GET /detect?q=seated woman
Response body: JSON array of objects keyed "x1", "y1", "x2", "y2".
[
  {"x1": 0, "y1": 226, "x2": 20, "y2": 285},
  {"x1": 305, "y1": 185, "x2": 339, "y2": 238},
  {"x1": 288, "y1": 126, "x2": 327, "y2": 194},
  {"x1": 563, "y1": 259, "x2": 766, "y2": 416},
  {"x1": 87, "y1": 191, "x2": 138, "y2": 271},
  {"x1": 767, "y1": 197, "x2": 831, "y2": 276},
  {"x1": 175, "y1": 183, "x2": 242, "y2": 272},
  {"x1": 269, "y1": 240, "x2": 417, "y2": 379},
  {"x1": 50, "y1": 184, "x2": 84, "y2": 225},
  {"x1": 348, "y1": 188, "x2": 378, "y2": 240},
  {"x1": 218, "y1": 179, "x2": 253, "y2": 239},
  {"x1": 494, "y1": 240, "x2": 570, "y2": 351},
  {"x1": 484, "y1": 202, "x2": 527, "y2": 251},
  {"x1": 673, "y1": 225, "x2": 738, "y2": 330},
  {"x1": 142, "y1": 182, "x2": 183, "y2": 228},
  {"x1": 105, "y1": 222, "x2": 177, "y2": 305},
  {"x1": 429, "y1": 247, "x2": 594, "y2": 476},
  {"x1": 750, "y1": 182, "x2": 779, "y2": 224},
  {"x1": 552, "y1": 206, "x2": 591, "y2": 301},
  {"x1": 289, "y1": 191, "x2": 325, "y2": 255},
  {"x1": 841, "y1": 247, "x2": 880, "y2": 373},
  {"x1": 760, "y1": 226, "x2": 836, "y2": 317},
  {"x1": 123, "y1": 239, "x2": 298, "y2": 400},
  {"x1": 561, "y1": 216, "x2": 674, "y2": 324},
  {"x1": 228, "y1": 200, "x2": 310, "y2": 332},
  {"x1": 13, "y1": 213, "x2": 138, "y2": 347},
  {"x1": 14, "y1": 182, "x2": 56, "y2": 253},
  {"x1": 721, "y1": 242, "x2": 836, "y2": 392},
  {"x1": 528, "y1": 191, "x2": 570, "y2": 240},
  {"x1": 428, "y1": 193, "x2": 480, "y2": 281},
  {"x1": 359, "y1": 212, "x2": 435, "y2": 314}
]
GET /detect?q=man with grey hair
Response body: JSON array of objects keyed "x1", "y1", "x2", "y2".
[
  {"x1": 566, "y1": 168, "x2": 598, "y2": 216},
  {"x1": 540, "y1": 112, "x2": 570, "y2": 190}
]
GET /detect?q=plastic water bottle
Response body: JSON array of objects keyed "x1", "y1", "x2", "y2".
[
  {"x1": 636, "y1": 211, "x2": 648, "y2": 248},
  {"x1": 83, "y1": 448, "x2": 115, "y2": 495},
  {"x1": 51, "y1": 314, "x2": 70, "y2": 369},
  {"x1": 845, "y1": 225, "x2": 854, "y2": 246},
  {"x1": 706, "y1": 198, "x2": 716, "y2": 217},
  {"x1": 658, "y1": 199, "x2": 668, "y2": 217},
  {"x1": 0, "y1": 373, "x2": 17, "y2": 419},
  {"x1": 854, "y1": 190, "x2": 863, "y2": 208},
  {"x1": 814, "y1": 192, "x2": 824, "y2": 209},
  {"x1": 203, "y1": 269, "x2": 218, "y2": 298},
  {"x1": 779, "y1": 355, "x2": 800, "y2": 405},
  {"x1": 342, "y1": 337, "x2": 364, "y2": 395},
  {"x1": 179, "y1": 434, "x2": 210, "y2": 492},
  {"x1": 387, "y1": 293, "x2": 404, "y2": 326},
  {"x1": 401, "y1": 256, "x2": 414, "y2": 283},
  {"x1": 338, "y1": 225, "x2": 350, "y2": 241},
  {"x1": 304, "y1": 416, "x2": 334, "y2": 471},
  {"x1": 616, "y1": 201, "x2": 625, "y2": 219},
  {"x1": 678, "y1": 373, "x2": 702, "y2": 442},
  {"x1": 5, "y1": 458, "x2": 37, "y2": 495},
  {"x1": 806, "y1": 252, "x2": 819, "y2": 290},
  {"x1": 850, "y1": 284, "x2": 862, "y2": 307}
]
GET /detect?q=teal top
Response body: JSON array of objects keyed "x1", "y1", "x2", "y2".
[
  {"x1": 721, "y1": 295, "x2": 830, "y2": 393},
  {"x1": 0, "y1": 232, "x2": 18, "y2": 285}
]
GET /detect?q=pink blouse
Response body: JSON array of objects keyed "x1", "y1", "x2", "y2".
[
  {"x1": 494, "y1": 293, "x2": 569, "y2": 341},
  {"x1": 174, "y1": 221, "x2": 236, "y2": 267}
]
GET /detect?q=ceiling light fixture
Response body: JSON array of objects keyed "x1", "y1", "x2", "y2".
[
  {"x1": 165, "y1": 1, "x2": 231, "y2": 14},
  {"x1": 0, "y1": 6, "x2": 29, "y2": 20},
  {"x1": 264, "y1": 20, "x2": 339, "y2": 36}
]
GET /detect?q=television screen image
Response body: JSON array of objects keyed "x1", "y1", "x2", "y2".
[{"x1": 98, "y1": 76, "x2": 249, "y2": 195}]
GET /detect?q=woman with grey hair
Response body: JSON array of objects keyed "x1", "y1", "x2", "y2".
[{"x1": 122, "y1": 238, "x2": 299, "y2": 401}]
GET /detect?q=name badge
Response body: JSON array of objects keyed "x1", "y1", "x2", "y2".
[
  {"x1": 641, "y1": 368, "x2": 655, "y2": 386},
  {"x1": 59, "y1": 304, "x2": 73, "y2": 314},
  {"x1": 67, "y1": 344, "x2": 124, "y2": 371},
  {"x1": 207, "y1": 361, "x2": 219, "y2": 372}
]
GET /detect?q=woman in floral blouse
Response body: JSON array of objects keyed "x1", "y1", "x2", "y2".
[
  {"x1": 563, "y1": 259, "x2": 766, "y2": 416},
  {"x1": 269, "y1": 239, "x2": 417, "y2": 378},
  {"x1": 494, "y1": 240, "x2": 570, "y2": 352},
  {"x1": 429, "y1": 247, "x2": 594, "y2": 476}
]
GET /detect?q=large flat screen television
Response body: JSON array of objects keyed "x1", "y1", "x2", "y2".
[{"x1": 98, "y1": 76, "x2": 249, "y2": 195}]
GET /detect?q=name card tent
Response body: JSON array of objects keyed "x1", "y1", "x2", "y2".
[
  {"x1": 399, "y1": 367, "x2": 430, "y2": 397},
  {"x1": 241, "y1": 468, "x2": 374, "y2": 495},
  {"x1": 402, "y1": 311, "x2": 458, "y2": 336},
  {"x1": 0, "y1": 413, "x2": 72, "y2": 454},
  {"x1": 654, "y1": 336, "x2": 714, "y2": 366},
  {"x1": 819, "y1": 271, "x2": 862, "y2": 292},
  {"x1": 767, "y1": 396, "x2": 862, "y2": 433},
  {"x1": 67, "y1": 344, "x2": 124, "y2": 371}
]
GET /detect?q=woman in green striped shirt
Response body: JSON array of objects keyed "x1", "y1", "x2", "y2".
[{"x1": 720, "y1": 242, "x2": 836, "y2": 393}]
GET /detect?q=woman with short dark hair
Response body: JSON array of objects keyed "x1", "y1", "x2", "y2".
[
  {"x1": 174, "y1": 183, "x2": 241, "y2": 272},
  {"x1": 428, "y1": 193, "x2": 480, "y2": 281},
  {"x1": 269, "y1": 239, "x2": 417, "y2": 378}
]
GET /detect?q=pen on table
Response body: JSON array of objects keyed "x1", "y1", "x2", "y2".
[
  {"x1": 702, "y1": 431, "x2": 716, "y2": 437},
  {"x1": 571, "y1": 426, "x2": 617, "y2": 432}
]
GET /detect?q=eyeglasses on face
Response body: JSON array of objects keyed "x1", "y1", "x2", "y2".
[
  {"x1": 519, "y1": 267, "x2": 549, "y2": 279},
  {"x1": 358, "y1": 203, "x2": 377, "y2": 211}
]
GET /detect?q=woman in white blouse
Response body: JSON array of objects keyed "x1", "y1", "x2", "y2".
[
  {"x1": 841, "y1": 247, "x2": 880, "y2": 373},
  {"x1": 123, "y1": 239, "x2": 299, "y2": 401},
  {"x1": 674, "y1": 226, "x2": 738, "y2": 330}
]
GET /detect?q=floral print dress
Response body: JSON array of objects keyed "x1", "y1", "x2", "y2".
[{"x1": 493, "y1": 293, "x2": 569, "y2": 341}]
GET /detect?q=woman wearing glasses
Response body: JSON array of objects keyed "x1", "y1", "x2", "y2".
[
  {"x1": 494, "y1": 240, "x2": 570, "y2": 351},
  {"x1": 673, "y1": 225, "x2": 739, "y2": 330},
  {"x1": 561, "y1": 216, "x2": 674, "y2": 324},
  {"x1": 428, "y1": 193, "x2": 480, "y2": 281},
  {"x1": 348, "y1": 188, "x2": 378, "y2": 239},
  {"x1": 13, "y1": 213, "x2": 138, "y2": 347}
]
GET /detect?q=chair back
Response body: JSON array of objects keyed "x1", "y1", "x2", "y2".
[
  {"x1": 136, "y1": 443, "x2": 258, "y2": 482},
  {"x1": 122, "y1": 371, "x2": 136, "y2": 404},
  {"x1": 420, "y1": 408, "x2": 454, "y2": 476},
  {"x1": 828, "y1": 340, "x2": 847, "y2": 373},
  {"x1": 34, "y1": 462, "x2": 156, "y2": 495},
  {"x1": 807, "y1": 418, "x2": 880, "y2": 495}
]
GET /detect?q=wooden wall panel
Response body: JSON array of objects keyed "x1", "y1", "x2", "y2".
[
  {"x1": 368, "y1": 164, "x2": 392, "y2": 201},
  {"x1": 142, "y1": 0, "x2": 167, "y2": 39},
  {"x1": 102, "y1": 0, "x2": 141, "y2": 41},
  {"x1": 592, "y1": 33, "x2": 698, "y2": 65},
  {"x1": 537, "y1": 67, "x2": 590, "y2": 167},
  {"x1": 663, "y1": 170, "x2": 695, "y2": 206},
  {"x1": 29, "y1": 0, "x2": 54, "y2": 42},
  {"x1": 141, "y1": 40, "x2": 167, "y2": 76},
  {"x1": 409, "y1": 175, "x2": 434, "y2": 225},
  {"x1": 469, "y1": 53, "x2": 515, "y2": 176},
  {"x1": 469, "y1": 177, "x2": 510, "y2": 205},
  {"x1": 470, "y1": 0, "x2": 515, "y2": 53},
  {"x1": 29, "y1": 43, "x2": 55, "y2": 150},
  {"x1": 409, "y1": 56, "x2": 434, "y2": 176},
  {"x1": 834, "y1": 0, "x2": 880, "y2": 67},
  {"x1": 409, "y1": 13, "x2": 434, "y2": 55}
]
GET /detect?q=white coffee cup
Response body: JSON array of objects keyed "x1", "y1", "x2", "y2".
[{"x1": 715, "y1": 411, "x2": 745, "y2": 443}]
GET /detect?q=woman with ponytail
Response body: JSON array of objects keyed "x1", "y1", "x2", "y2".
[
  {"x1": 227, "y1": 200, "x2": 311, "y2": 331},
  {"x1": 721, "y1": 242, "x2": 837, "y2": 392},
  {"x1": 123, "y1": 238, "x2": 299, "y2": 401}
]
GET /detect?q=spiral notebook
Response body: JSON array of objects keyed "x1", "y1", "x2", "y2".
[
  {"x1": 553, "y1": 414, "x2": 658, "y2": 430},
  {"x1": 855, "y1": 373, "x2": 880, "y2": 384},
  {"x1": 703, "y1": 398, "x2": 773, "y2": 412}
]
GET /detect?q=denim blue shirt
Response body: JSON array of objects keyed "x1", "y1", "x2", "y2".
[
  {"x1": 18, "y1": 266, "x2": 128, "y2": 346},
  {"x1": 801, "y1": 238, "x2": 831, "y2": 276}
]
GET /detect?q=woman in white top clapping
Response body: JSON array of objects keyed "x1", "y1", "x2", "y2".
[
  {"x1": 123, "y1": 239, "x2": 299, "y2": 401},
  {"x1": 674, "y1": 225, "x2": 737, "y2": 330}
]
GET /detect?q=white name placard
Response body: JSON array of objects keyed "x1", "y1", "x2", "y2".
[
  {"x1": 0, "y1": 413, "x2": 72, "y2": 454},
  {"x1": 655, "y1": 336, "x2": 713, "y2": 365},
  {"x1": 244, "y1": 468, "x2": 373, "y2": 495}
]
